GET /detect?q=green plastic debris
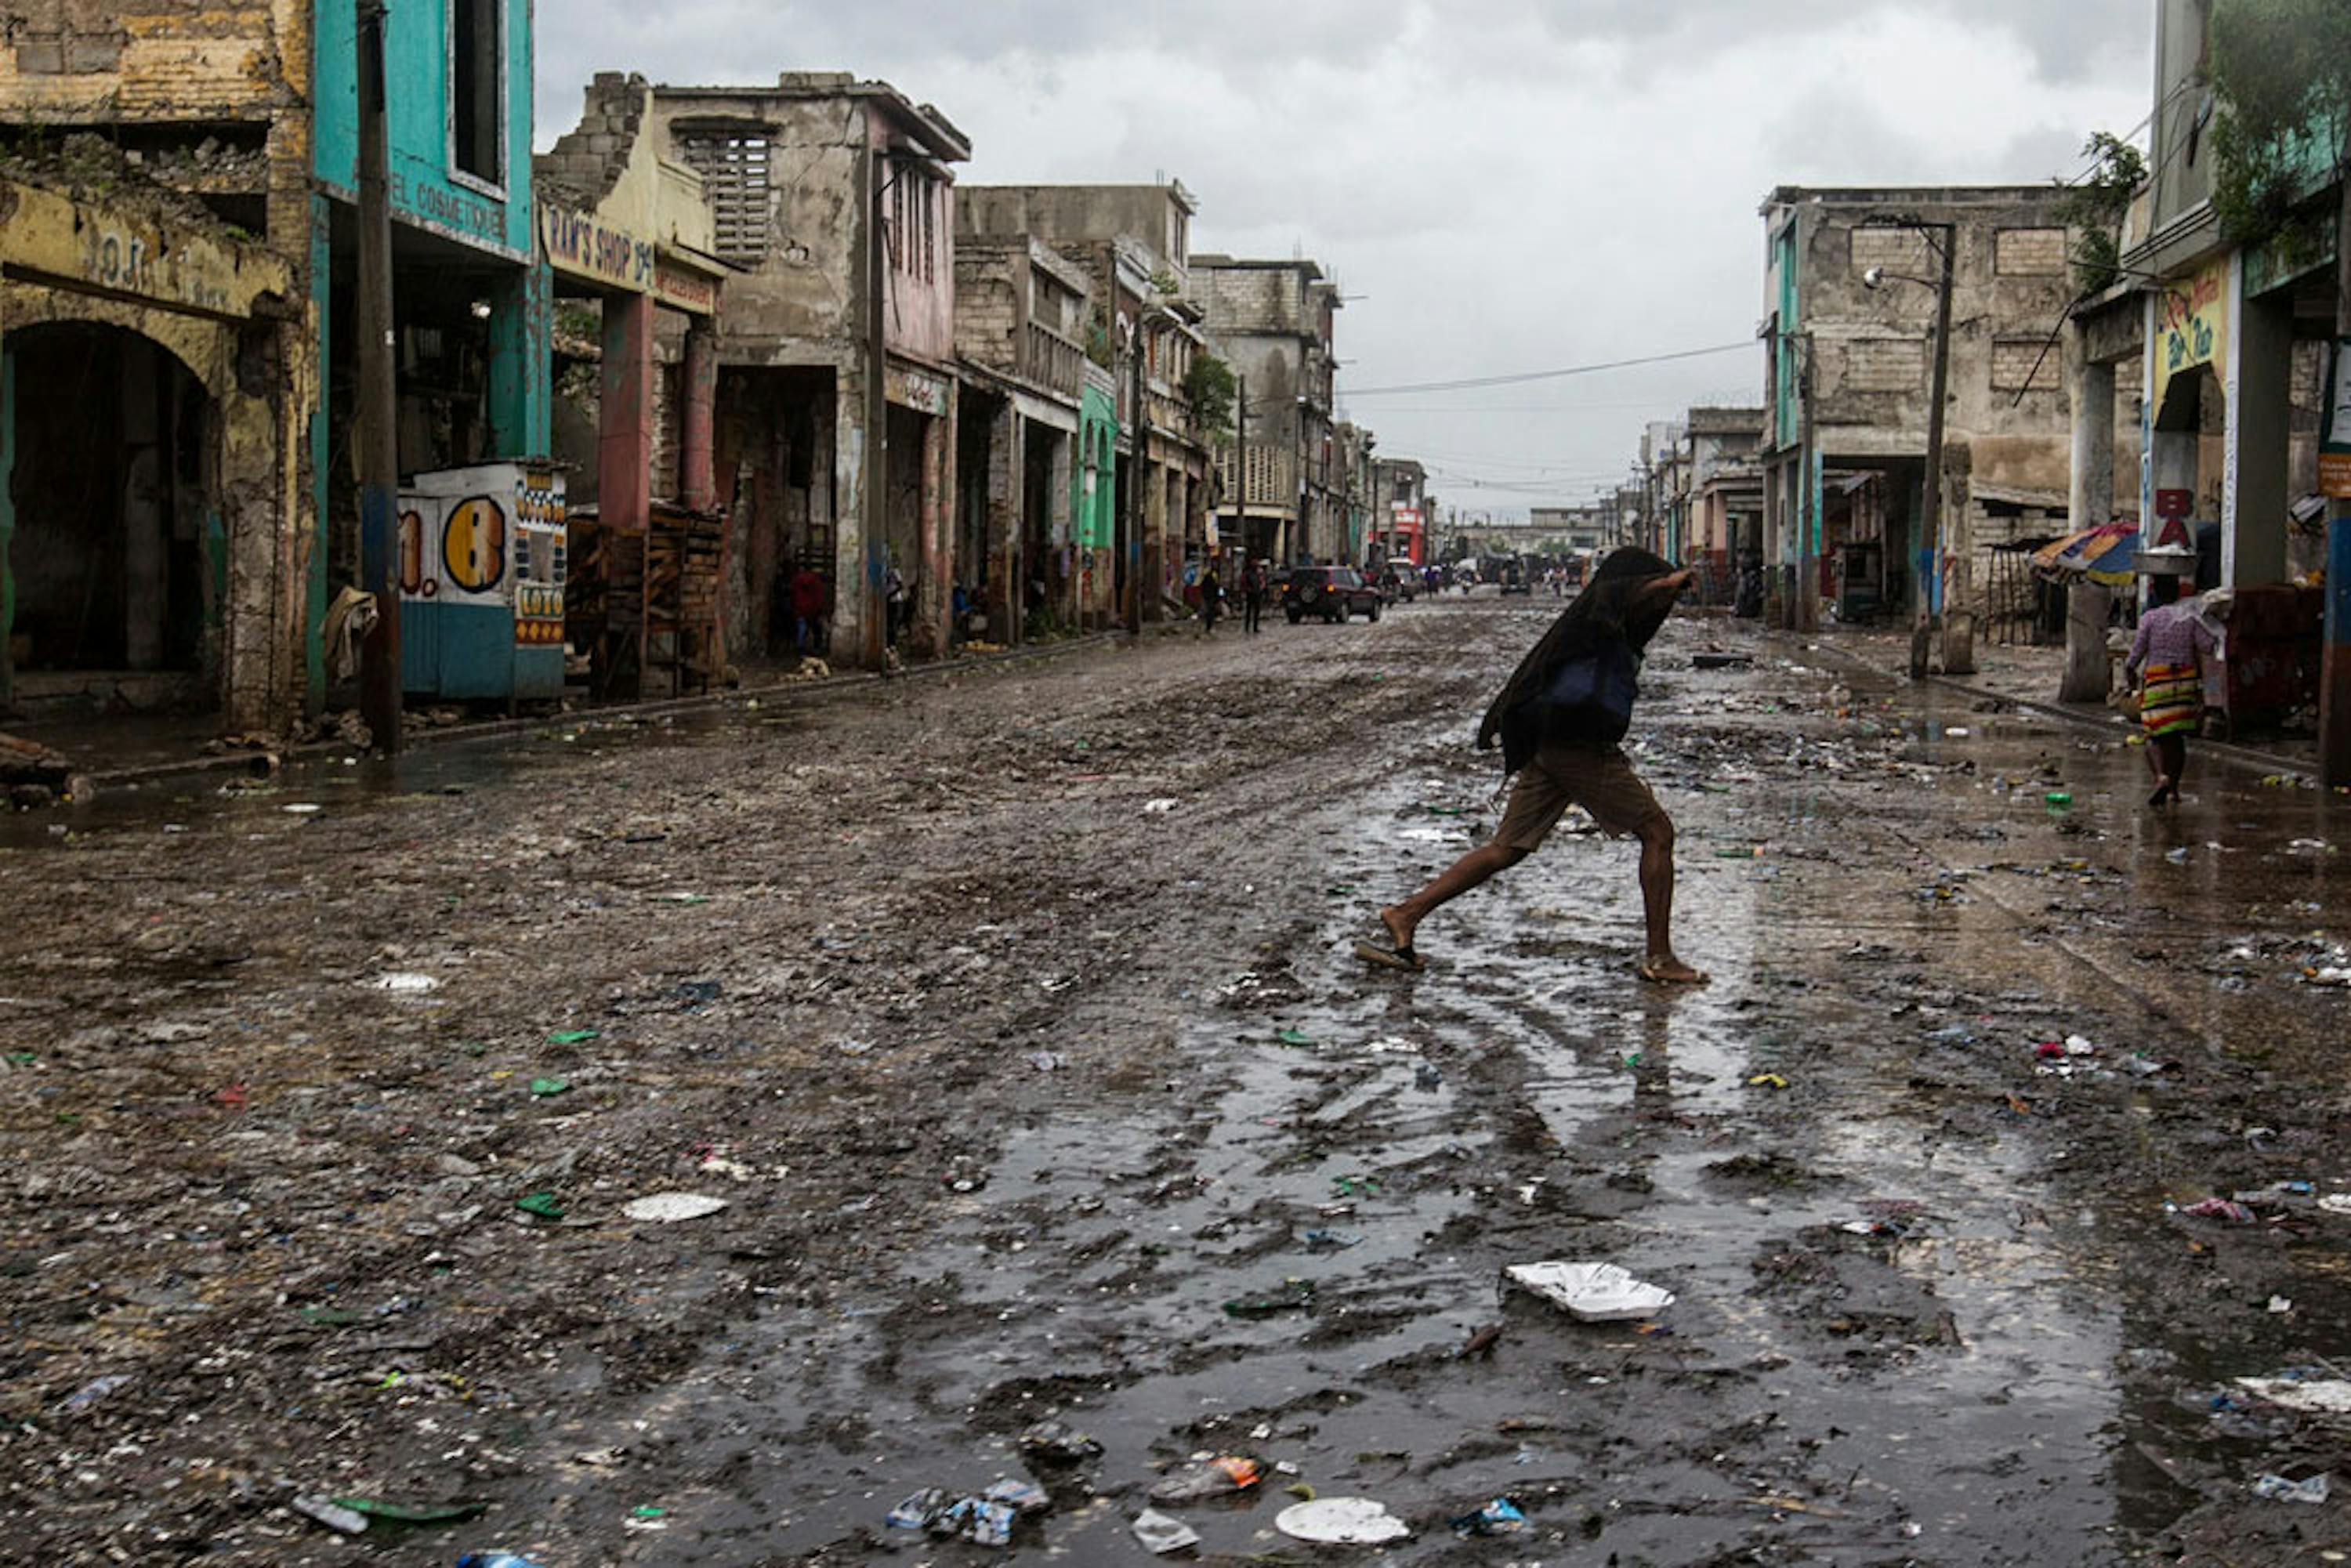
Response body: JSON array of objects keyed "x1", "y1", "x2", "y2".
[
  {"x1": 545, "y1": 1029, "x2": 600, "y2": 1046},
  {"x1": 632, "y1": 1505, "x2": 668, "y2": 1520},
  {"x1": 328, "y1": 1497, "x2": 488, "y2": 1525},
  {"x1": 1223, "y1": 1277, "x2": 1316, "y2": 1319},
  {"x1": 1277, "y1": 1028, "x2": 1315, "y2": 1047},
  {"x1": 1331, "y1": 1174, "x2": 1382, "y2": 1198},
  {"x1": 515, "y1": 1192, "x2": 565, "y2": 1219},
  {"x1": 529, "y1": 1077, "x2": 571, "y2": 1098},
  {"x1": 2043, "y1": 791, "x2": 2073, "y2": 809},
  {"x1": 5, "y1": 1052, "x2": 38, "y2": 1066}
]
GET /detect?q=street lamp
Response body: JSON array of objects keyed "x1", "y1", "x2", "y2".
[{"x1": 1861, "y1": 221, "x2": 1962, "y2": 677}]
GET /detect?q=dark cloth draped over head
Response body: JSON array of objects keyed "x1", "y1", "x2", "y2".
[{"x1": 1476, "y1": 547, "x2": 1678, "y2": 773}]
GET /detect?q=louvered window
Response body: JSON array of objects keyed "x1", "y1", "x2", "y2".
[{"x1": 678, "y1": 133, "x2": 772, "y2": 266}]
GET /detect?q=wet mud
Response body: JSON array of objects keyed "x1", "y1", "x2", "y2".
[{"x1": 2, "y1": 599, "x2": 2347, "y2": 1565}]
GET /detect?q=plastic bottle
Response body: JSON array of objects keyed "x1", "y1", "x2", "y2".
[{"x1": 456, "y1": 1555, "x2": 547, "y2": 1568}]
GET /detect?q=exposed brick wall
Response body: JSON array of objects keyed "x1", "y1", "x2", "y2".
[
  {"x1": 0, "y1": 2, "x2": 298, "y2": 121},
  {"x1": 1841, "y1": 336, "x2": 1925, "y2": 393},
  {"x1": 1994, "y1": 226, "x2": 2067, "y2": 276},
  {"x1": 534, "y1": 71, "x2": 647, "y2": 207}
]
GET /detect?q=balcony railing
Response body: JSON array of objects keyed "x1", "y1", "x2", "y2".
[{"x1": 1022, "y1": 320, "x2": 1084, "y2": 401}]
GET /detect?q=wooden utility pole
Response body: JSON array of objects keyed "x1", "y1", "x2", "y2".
[
  {"x1": 1233, "y1": 374, "x2": 1247, "y2": 561},
  {"x1": 354, "y1": 0, "x2": 401, "y2": 751},
  {"x1": 1910, "y1": 223, "x2": 1956, "y2": 679}
]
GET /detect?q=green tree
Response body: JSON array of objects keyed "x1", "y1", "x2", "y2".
[
  {"x1": 2206, "y1": 0, "x2": 2351, "y2": 255},
  {"x1": 2052, "y1": 131, "x2": 2149, "y2": 295},
  {"x1": 1184, "y1": 352, "x2": 1237, "y2": 444}
]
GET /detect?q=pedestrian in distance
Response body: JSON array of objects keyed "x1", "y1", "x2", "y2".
[
  {"x1": 2126, "y1": 570, "x2": 2216, "y2": 807},
  {"x1": 1241, "y1": 559, "x2": 1266, "y2": 635},
  {"x1": 790, "y1": 563, "x2": 828, "y2": 658},
  {"x1": 1357, "y1": 547, "x2": 1708, "y2": 985},
  {"x1": 1198, "y1": 560, "x2": 1223, "y2": 638}
]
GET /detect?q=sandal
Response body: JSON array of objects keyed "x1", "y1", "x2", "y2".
[
  {"x1": 1637, "y1": 957, "x2": 1709, "y2": 986},
  {"x1": 1355, "y1": 939, "x2": 1425, "y2": 973}
]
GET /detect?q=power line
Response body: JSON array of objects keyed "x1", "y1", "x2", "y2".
[{"x1": 1344, "y1": 341, "x2": 1752, "y2": 397}]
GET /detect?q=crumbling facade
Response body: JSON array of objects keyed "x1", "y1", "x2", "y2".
[
  {"x1": 1194, "y1": 255, "x2": 1342, "y2": 566},
  {"x1": 647, "y1": 73, "x2": 969, "y2": 666}
]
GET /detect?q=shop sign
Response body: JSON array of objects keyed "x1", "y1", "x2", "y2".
[
  {"x1": 654, "y1": 261, "x2": 718, "y2": 315},
  {"x1": 542, "y1": 204, "x2": 655, "y2": 292},
  {"x1": 2152, "y1": 258, "x2": 2228, "y2": 417},
  {"x1": 886, "y1": 364, "x2": 951, "y2": 417},
  {"x1": 2322, "y1": 339, "x2": 2351, "y2": 499}
]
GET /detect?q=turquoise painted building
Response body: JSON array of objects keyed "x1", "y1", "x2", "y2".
[{"x1": 309, "y1": 0, "x2": 553, "y2": 702}]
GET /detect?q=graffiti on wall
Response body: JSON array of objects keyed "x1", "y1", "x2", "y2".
[{"x1": 2153, "y1": 259, "x2": 2228, "y2": 418}]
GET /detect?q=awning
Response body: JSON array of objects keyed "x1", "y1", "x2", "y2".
[{"x1": 2033, "y1": 523, "x2": 2135, "y2": 574}]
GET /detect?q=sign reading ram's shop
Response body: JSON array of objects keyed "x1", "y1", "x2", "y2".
[{"x1": 542, "y1": 205, "x2": 657, "y2": 292}]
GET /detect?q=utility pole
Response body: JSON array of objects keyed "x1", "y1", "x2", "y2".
[
  {"x1": 354, "y1": 0, "x2": 401, "y2": 752},
  {"x1": 1910, "y1": 222, "x2": 1956, "y2": 679},
  {"x1": 1233, "y1": 374, "x2": 1247, "y2": 563},
  {"x1": 1125, "y1": 310, "x2": 1147, "y2": 634},
  {"x1": 1798, "y1": 335, "x2": 1817, "y2": 632}
]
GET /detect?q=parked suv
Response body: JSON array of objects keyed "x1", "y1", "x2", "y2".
[{"x1": 1282, "y1": 566, "x2": 1382, "y2": 624}]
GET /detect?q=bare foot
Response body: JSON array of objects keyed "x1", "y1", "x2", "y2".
[
  {"x1": 1638, "y1": 954, "x2": 1709, "y2": 986},
  {"x1": 1381, "y1": 904, "x2": 1416, "y2": 953}
]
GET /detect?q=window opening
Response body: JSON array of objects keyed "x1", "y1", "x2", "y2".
[{"x1": 451, "y1": 0, "x2": 504, "y2": 187}]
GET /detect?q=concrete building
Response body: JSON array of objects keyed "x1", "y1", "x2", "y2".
[
  {"x1": 1527, "y1": 505, "x2": 1614, "y2": 556},
  {"x1": 960, "y1": 183, "x2": 1212, "y2": 621},
  {"x1": 1757, "y1": 185, "x2": 2101, "y2": 632},
  {"x1": 1, "y1": 0, "x2": 549, "y2": 729},
  {"x1": 1193, "y1": 255, "x2": 1342, "y2": 566},
  {"x1": 1684, "y1": 407, "x2": 1767, "y2": 590},
  {"x1": 951, "y1": 234, "x2": 1088, "y2": 637},
  {"x1": 645, "y1": 73, "x2": 969, "y2": 666},
  {"x1": 2064, "y1": 1, "x2": 2342, "y2": 747},
  {"x1": 1642, "y1": 420, "x2": 1689, "y2": 559},
  {"x1": 1373, "y1": 457, "x2": 1429, "y2": 567}
]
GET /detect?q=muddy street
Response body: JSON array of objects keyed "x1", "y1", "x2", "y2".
[{"x1": 5, "y1": 599, "x2": 2350, "y2": 1566}]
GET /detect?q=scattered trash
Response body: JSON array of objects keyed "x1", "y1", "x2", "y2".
[
  {"x1": 2269, "y1": 1296, "x2": 2295, "y2": 1314},
  {"x1": 1276, "y1": 1027, "x2": 1315, "y2": 1047},
  {"x1": 1461, "y1": 1323, "x2": 1505, "y2": 1359},
  {"x1": 1451, "y1": 1497, "x2": 1527, "y2": 1536},
  {"x1": 1026, "y1": 1051, "x2": 1067, "y2": 1072},
  {"x1": 1503, "y1": 1261, "x2": 1675, "y2": 1321},
  {"x1": 1943, "y1": 726, "x2": 1971, "y2": 738},
  {"x1": 1019, "y1": 1419, "x2": 1103, "y2": 1465},
  {"x1": 328, "y1": 1497, "x2": 488, "y2": 1525},
  {"x1": 527, "y1": 1077, "x2": 571, "y2": 1097},
  {"x1": 2176, "y1": 1197, "x2": 2256, "y2": 1225},
  {"x1": 2043, "y1": 791, "x2": 2073, "y2": 811},
  {"x1": 1223, "y1": 1279, "x2": 1315, "y2": 1319},
  {"x1": 1691, "y1": 651, "x2": 1754, "y2": 670},
  {"x1": 1276, "y1": 1496, "x2": 1412, "y2": 1544},
  {"x1": 1150, "y1": 1454, "x2": 1262, "y2": 1503},
  {"x1": 2237, "y1": 1378, "x2": 2351, "y2": 1416},
  {"x1": 545, "y1": 1029, "x2": 600, "y2": 1045},
  {"x1": 2321, "y1": 1195, "x2": 2351, "y2": 1218},
  {"x1": 282, "y1": 802, "x2": 323, "y2": 815},
  {"x1": 2252, "y1": 1472, "x2": 2331, "y2": 1504},
  {"x1": 1143, "y1": 798, "x2": 1179, "y2": 813},
  {"x1": 622, "y1": 1193, "x2": 729, "y2": 1224},
  {"x1": 1414, "y1": 1060, "x2": 1443, "y2": 1090},
  {"x1": 58, "y1": 1374, "x2": 129, "y2": 1413},
  {"x1": 886, "y1": 1488, "x2": 949, "y2": 1530},
  {"x1": 1302, "y1": 1228, "x2": 1364, "y2": 1251},
  {"x1": 371, "y1": 972, "x2": 440, "y2": 994},
  {"x1": 514, "y1": 1192, "x2": 565, "y2": 1219},
  {"x1": 290, "y1": 1494, "x2": 369, "y2": 1534},
  {"x1": 1131, "y1": 1508, "x2": 1201, "y2": 1554},
  {"x1": 455, "y1": 1556, "x2": 545, "y2": 1568},
  {"x1": 1748, "y1": 1073, "x2": 1789, "y2": 1090},
  {"x1": 1331, "y1": 1173, "x2": 1381, "y2": 1198},
  {"x1": 885, "y1": 1478, "x2": 1046, "y2": 1547}
]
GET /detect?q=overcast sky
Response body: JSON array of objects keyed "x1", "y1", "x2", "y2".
[{"x1": 536, "y1": 1, "x2": 2154, "y2": 520}]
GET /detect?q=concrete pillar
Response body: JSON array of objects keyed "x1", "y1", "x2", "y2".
[
  {"x1": 917, "y1": 402, "x2": 951, "y2": 659},
  {"x1": 989, "y1": 401, "x2": 1020, "y2": 642},
  {"x1": 2223, "y1": 256, "x2": 2294, "y2": 588},
  {"x1": 2070, "y1": 347, "x2": 2117, "y2": 533},
  {"x1": 1048, "y1": 426, "x2": 1074, "y2": 625},
  {"x1": 1142, "y1": 451, "x2": 1167, "y2": 621},
  {"x1": 599, "y1": 294, "x2": 654, "y2": 538},
  {"x1": 2062, "y1": 581, "x2": 2114, "y2": 703},
  {"x1": 486, "y1": 263, "x2": 552, "y2": 458},
  {"x1": 832, "y1": 364, "x2": 871, "y2": 664},
  {"x1": 679, "y1": 320, "x2": 716, "y2": 512}
]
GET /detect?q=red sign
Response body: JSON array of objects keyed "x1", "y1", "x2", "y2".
[{"x1": 2154, "y1": 488, "x2": 2192, "y2": 520}]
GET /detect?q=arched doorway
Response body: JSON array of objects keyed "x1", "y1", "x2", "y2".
[{"x1": 5, "y1": 321, "x2": 216, "y2": 707}]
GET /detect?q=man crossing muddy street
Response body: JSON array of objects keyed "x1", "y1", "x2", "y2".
[{"x1": 1359, "y1": 547, "x2": 1707, "y2": 984}]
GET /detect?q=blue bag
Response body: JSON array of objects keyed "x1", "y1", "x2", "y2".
[{"x1": 1535, "y1": 638, "x2": 1638, "y2": 745}]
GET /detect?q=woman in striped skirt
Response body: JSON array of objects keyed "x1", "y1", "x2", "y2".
[{"x1": 2125, "y1": 574, "x2": 2215, "y2": 807}]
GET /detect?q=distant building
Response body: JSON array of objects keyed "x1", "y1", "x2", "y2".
[
  {"x1": 1528, "y1": 505, "x2": 1614, "y2": 555},
  {"x1": 1685, "y1": 407, "x2": 1767, "y2": 582},
  {"x1": 646, "y1": 73, "x2": 971, "y2": 665},
  {"x1": 959, "y1": 183, "x2": 1212, "y2": 621},
  {"x1": 1757, "y1": 184, "x2": 2096, "y2": 628},
  {"x1": 1374, "y1": 457, "x2": 1429, "y2": 567},
  {"x1": 1193, "y1": 256, "x2": 1342, "y2": 565}
]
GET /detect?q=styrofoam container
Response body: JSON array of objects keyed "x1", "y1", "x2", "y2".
[{"x1": 1503, "y1": 1260, "x2": 1675, "y2": 1321}]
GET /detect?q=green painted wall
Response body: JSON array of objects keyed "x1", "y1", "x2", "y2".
[{"x1": 1078, "y1": 382, "x2": 1118, "y2": 551}]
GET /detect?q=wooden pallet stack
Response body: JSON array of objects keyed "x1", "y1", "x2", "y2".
[{"x1": 563, "y1": 502, "x2": 724, "y2": 699}]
